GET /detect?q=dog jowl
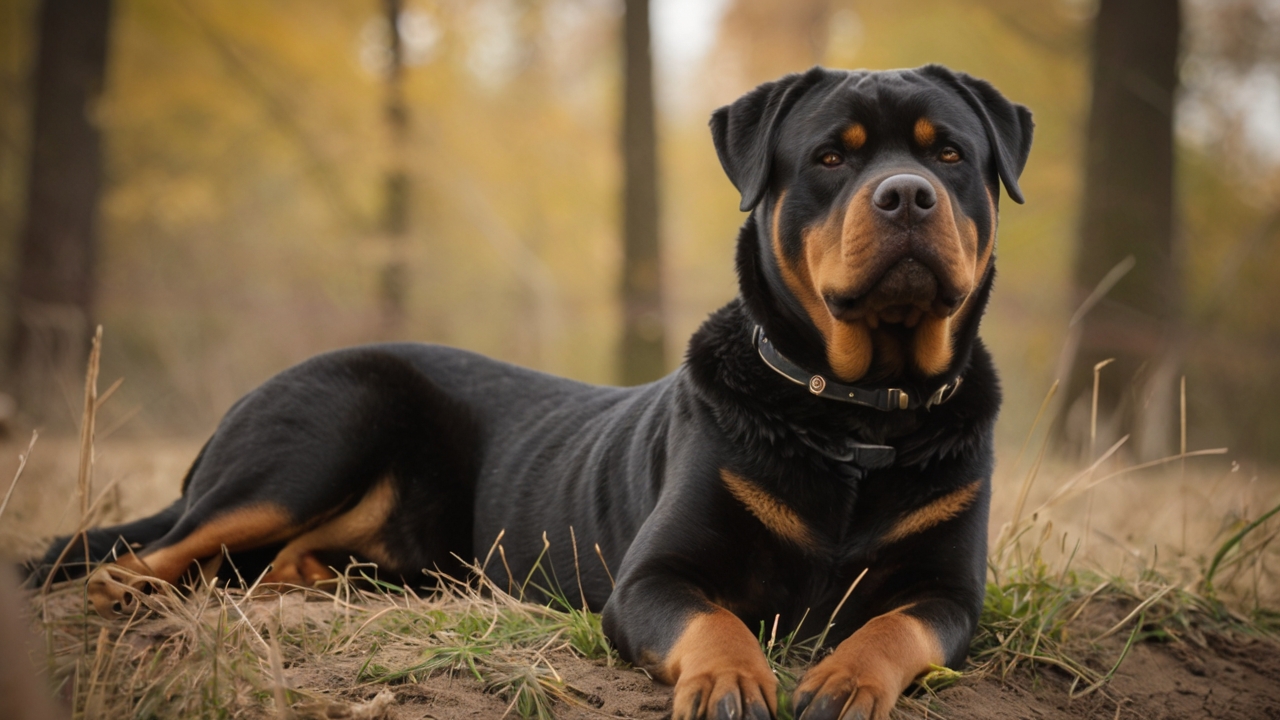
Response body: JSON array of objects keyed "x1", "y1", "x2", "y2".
[{"x1": 30, "y1": 65, "x2": 1031, "y2": 720}]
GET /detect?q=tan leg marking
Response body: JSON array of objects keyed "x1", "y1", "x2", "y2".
[
  {"x1": 87, "y1": 556, "x2": 153, "y2": 617},
  {"x1": 88, "y1": 504, "x2": 294, "y2": 616},
  {"x1": 262, "y1": 477, "x2": 397, "y2": 586},
  {"x1": 260, "y1": 551, "x2": 339, "y2": 587},
  {"x1": 794, "y1": 609, "x2": 943, "y2": 720},
  {"x1": 139, "y1": 505, "x2": 295, "y2": 581},
  {"x1": 720, "y1": 469, "x2": 819, "y2": 552},
  {"x1": 659, "y1": 606, "x2": 777, "y2": 720},
  {"x1": 881, "y1": 481, "x2": 980, "y2": 545}
]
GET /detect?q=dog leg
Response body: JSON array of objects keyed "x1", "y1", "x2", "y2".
[
  {"x1": 88, "y1": 503, "x2": 294, "y2": 617},
  {"x1": 605, "y1": 574, "x2": 776, "y2": 720},
  {"x1": 259, "y1": 477, "x2": 398, "y2": 588}
]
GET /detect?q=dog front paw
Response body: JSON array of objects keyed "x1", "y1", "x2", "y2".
[
  {"x1": 672, "y1": 663, "x2": 775, "y2": 720},
  {"x1": 791, "y1": 610, "x2": 943, "y2": 720},
  {"x1": 792, "y1": 655, "x2": 897, "y2": 720},
  {"x1": 660, "y1": 608, "x2": 778, "y2": 720}
]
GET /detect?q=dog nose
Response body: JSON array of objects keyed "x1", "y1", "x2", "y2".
[{"x1": 872, "y1": 174, "x2": 937, "y2": 223}]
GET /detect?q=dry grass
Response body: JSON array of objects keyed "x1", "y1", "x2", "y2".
[
  {"x1": 34, "y1": 559, "x2": 617, "y2": 720},
  {"x1": 2, "y1": 329, "x2": 1278, "y2": 719}
]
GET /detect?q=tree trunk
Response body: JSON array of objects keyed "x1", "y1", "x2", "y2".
[
  {"x1": 1067, "y1": 0, "x2": 1181, "y2": 459},
  {"x1": 9, "y1": 0, "x2": 113, "y2": 425},
  {"x1": 378, "y1": 0, "x2": 410, "y2": 338},
  {"x1": 619, "y1": 0, "x2": 665, "y2": 385}
]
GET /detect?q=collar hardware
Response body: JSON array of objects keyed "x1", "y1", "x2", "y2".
[
  {"x1": 753, "y1": 326, "x2": 961, "y2": 412},
  {"x1": 928, "y1": 376, "x2": 962, "y2": 407}
]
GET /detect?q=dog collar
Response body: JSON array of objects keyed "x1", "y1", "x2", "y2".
[{"x1": 752, "y1": 326, "x2": 962, "y2": 411}]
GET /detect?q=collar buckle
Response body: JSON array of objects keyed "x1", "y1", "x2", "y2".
[
  {"x1": 887, "y1": 388, "x2": 909, "y2": 410},
  {"x1": 925, "y1": 376, "x2": 963, "y2": 408}
]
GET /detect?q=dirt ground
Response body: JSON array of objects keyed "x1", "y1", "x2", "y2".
[
  {"x1": 50, "y1": 589, "x2": 1260, "y2": 720},
  {"x1": 270, "y1": 606, "x2": 1280, "y2": 720},
  {"x1": 5, "y1": 436, "x2": 1280, "y2": 719},
  {"x1": 918, "y1": 608, "x2": 1280, "y2": 720}
]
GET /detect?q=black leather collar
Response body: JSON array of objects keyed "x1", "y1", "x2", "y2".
[{"x1": 753, "y1": 326, "x2": 962, "y2": 412}]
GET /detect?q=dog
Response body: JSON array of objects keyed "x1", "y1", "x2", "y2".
[{"x1": 32, "y1": 64, "x2": 1032, "y2": 720}]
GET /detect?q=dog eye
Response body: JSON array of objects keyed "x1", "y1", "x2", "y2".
[
  {"x1": 819, "y1": 152, "x2": 844, "y2": 167},
  {"x1": 939, "y1": 147, "x2": 962, "y2": 163}
]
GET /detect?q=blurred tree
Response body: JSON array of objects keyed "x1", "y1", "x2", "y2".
[
  {"x1": 379, "y1": 0, "x2": 410, "y2": 337},
  {"x1": 718, "y1": 0, "x2": 831, "y2": 81},
  {"x1": 1065, "y1": 0, "x2": 1181, "y2": 460},
  {"x1": 1175, "y1": 0, "x2": 1280, "y2": 463},
  {"x1": 9, "y1": 0, "x2": 113, "y2": 425},
  {"x1": 619, "y1": 0, "x2": 665, "y2": 385}
]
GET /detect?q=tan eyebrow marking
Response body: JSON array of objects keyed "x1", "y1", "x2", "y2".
[
  {"x1": 914, "y1": 118, "x2": 936, "y2": 147},
  {"x1": 842, "y1": 123, "x2": 867, "y2": 150}
]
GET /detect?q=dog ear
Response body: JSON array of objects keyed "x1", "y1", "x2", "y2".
[
  {"x1": 710, "y1": 67, "x2": 829, "y2": 212},
  {"x1": 919, "y1": 65, "x2": 1034, "y2": 204}
]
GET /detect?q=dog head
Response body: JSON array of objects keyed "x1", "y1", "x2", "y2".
[{"x1": 713, "y1": 65, "x2": 1033, "y2": 384}]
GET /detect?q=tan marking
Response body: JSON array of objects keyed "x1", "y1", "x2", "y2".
[
  {"x1": 882, "y1": 481, "x2": 980, "y2": 544},
  {"x1": 658, "y1": 606, "x2": 778, "y2": 718},
  {"x1": 924, "y1": 179, "x2": 978, "y2": 308},
  {"x1": 827, "y1": 326, "x2": 873, "y2": 379},
  {"x1": 775, "y1": 190, "x2": 876, "y2": 381},
  {"x1": 912, "y1": 315, "x2": 953, "y2": 376},
  {"x1": 952, "y1": 189, "x2": 997, "y2": 330},
  {"x1": 87, "y1": 563, "x2": 147, "y2": 617},
  {"x1": 914, "y1": 118, "x2": 936, "y2": 147},
  {"x1": 720, "y1": 469, "x2": 819, "y2": 552},
  {"x1": 842, "y1": 123, "x2": 867, "y2": 150},
  {"x1": 115, "y1": 550, "x2": 153, "y2": 577},
  {"x1": 260, "y1": 552, "x2": 339, "y2": 587},
  {"x1": 137, "y1": 504, "x2": 295, "y2": 583},
  {"x1": 795, "y1": 608, "x2": 944, "y2": 719},
  {"x1": 262, "y1": 477, "x2": 398, "y2": 585},
  {"x1": 907, "y1": 181, "x2": 982, "y2": 376},
  {"x1": 87, "y1": 504, "x2": 295, "y2": 616},
  {"x1": 198, "y1": 553, "x2": 223, "y2": 582}
]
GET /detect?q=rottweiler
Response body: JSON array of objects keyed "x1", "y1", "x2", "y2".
[{"x1": 32, "y1": 64, "x2": 1032, "y2": 720}]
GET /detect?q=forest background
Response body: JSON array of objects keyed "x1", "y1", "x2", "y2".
[{"x1": 0, "y1": 0, "x2": 1278, "y2": 497}]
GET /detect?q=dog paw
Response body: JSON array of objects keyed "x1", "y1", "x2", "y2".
[
  {"x1": 791, "y1": 656, "x2": 897, "y2": 720},
  {"x1": 672, "y1": 665, "x2": 775, "y2": 720},
  {"x1": 791, "y1": 612, "x2": 940, "y2": 720},
  {"x1": 86, "y1": 560, "x2": 155, "y2": 618},
  {"x1": 660, "y1": 608, "x2": 778, "y2": 720},
  {"x1": 260, "y1": 551, "x2": 338, "y2": 588}
]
